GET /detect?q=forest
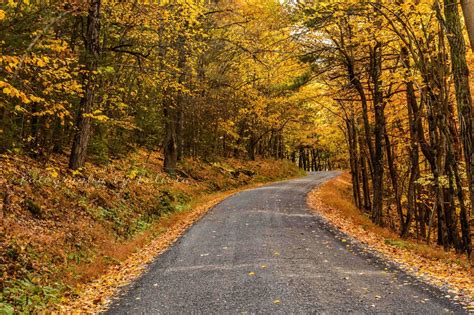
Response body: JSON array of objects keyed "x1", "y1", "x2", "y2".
[
  {"x1": 0, "y1": 0, "x2": 345, "y2": 170},
  {"x1": 1, "y1": 0, "x2": 474, "y2": 312}
]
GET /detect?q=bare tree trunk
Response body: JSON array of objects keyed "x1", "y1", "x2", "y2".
[
  {"x1": 163, "y1": 95, "x2": 177, "y2": 175},
  {"x1": 347, "y1": 61, "x2": 374, "y2": 176},
  {"x1": 461, "y1": 0, "x2": 474, "y2": 50},
  {"x1": 370, "y1": 43, "x2": 385, "y2": 225},
  {"x1": 384, "y1": 126, "x2": 403, "y2": 228},
  {"x1": 403, "y1": 79, "x2": 420, "y2": 237},
  {"x1": 176, "y1": 36, "x2": 186, "y2": 162},
  {"x1": 69, "y1": 0, "x2": 101, "y2": 170},
  {"x1": 358, "y1": 132, "x2": 372, "y2": 213},
  {"x1": 444, "y1": 0, "x2": 474, "y2": 225},
  {"x1": 402, "y1": 47, "x2": 420, "y2": 238},
  {"x1": 346, "y1": 116, "x2": 361, "y2": 209},
  {"x1": 248, "y1": 134, "x2": 257, "y2": 161}
]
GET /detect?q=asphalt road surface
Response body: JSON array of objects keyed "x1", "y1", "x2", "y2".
[{"x1": 106, "y1": 172, "x2": 465, "y2": 314}]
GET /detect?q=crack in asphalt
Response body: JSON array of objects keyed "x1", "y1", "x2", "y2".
[{"x1": 105, "y1": 171, "x2": 466, "y2": 314}]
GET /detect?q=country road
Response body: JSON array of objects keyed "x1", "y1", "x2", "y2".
[{"x1": 105, "y1": 172, "x2": 464, "y2": 314}]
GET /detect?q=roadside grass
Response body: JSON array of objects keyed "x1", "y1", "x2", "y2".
[{"x1": 309, "y1": 172, "x2": 473, "y2": 301}]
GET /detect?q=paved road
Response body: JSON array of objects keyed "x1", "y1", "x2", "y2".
[{"x1": 106, "y1": 172, "x2": 464, "y2": 314}]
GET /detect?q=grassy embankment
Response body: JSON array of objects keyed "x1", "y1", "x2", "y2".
[{"x1": 0, "y1": 151, "x2": 303, "y2": 313}]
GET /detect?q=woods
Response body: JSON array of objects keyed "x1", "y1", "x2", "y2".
[
  {"x1": 1, "y1": 0, "x2": 474, "y2": 257},
  {"x1": 0, "y1": 2, "x2": 342, "y2": 311},
  {"x1": 298, "y1": 0, "x2": 474, "y2": 257},
  {"x1": 1, "y1": 0, "x2": 474, "y2": 312},
  {"x1": 0, "y1": 0, "x2": 342, "y2": 175}
]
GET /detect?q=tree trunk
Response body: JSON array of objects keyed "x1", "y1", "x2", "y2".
[
  {"x1": 444, "y1": 0, "x2": 474, "y2": 224},
  {"x1": 69, "y1": 0, "x2": 101, "y2": 170},
  {"x1": 402, "y1": 47, "x2": 420, "y2": 238},
  {"x1": 298, "y1": 147, "x2": 304, "y2": 169},
  {"x1": 358, "y1": 132, "x2": 372, "y2": 213},
  {"x1": 461, "y1": 0, "x2": 474, "y2": 50},
  {"x1": 163, "y1": 95, "x2": 177, "y2": 175},
  {"x1": 370, "y1": 43, "x2": 385, "y2": 225},
  {"x1": 403, "y1": 79, "x2": 420, "y2": 238},
  {"x1": 346, "y1": 58, "x2": 374, "y2": 176},
  {"x1": 176, "y1": 35, "x2": 186, "y2": 162},
  {"x1": 347, "y1": 117, "x2": 361, "y2": 209},
  {"x1": 248, "y1": 134, "x2": 257, "y2": 161},
  {"x1": 384, "y1": 126, "x2": 403, "y2": 229}
]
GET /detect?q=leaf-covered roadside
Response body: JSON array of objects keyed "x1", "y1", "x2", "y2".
[
  {"x1": 308, "y1": 173, "x2": 474, "y2": 310},
  {"x1": 57, "y1": 190, "x2": 236, "y2": 314},
  {"x1": 0, "y1": 151, "x2": 303, "y2": 313}
]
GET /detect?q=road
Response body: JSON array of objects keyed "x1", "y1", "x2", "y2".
[{"x1": 106, "y1": 172, "x2": 464, "y2": 314}]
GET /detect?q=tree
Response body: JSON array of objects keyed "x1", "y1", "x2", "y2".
[
  {"x1": 297, "y1": 0, "x2": 473, "y2": 256},
  {"x1": 69, "y1": 0, "x2": 101, "y2": 170},
  {"x1": 1, "y1": 0, "x2": 472, "y2": 259},
  {"x1": 442, "y1": 0, "x2": 474, "y2": 257},
  {"x1": 461, "y1": 0, "x2": 474, "y2": 50}
]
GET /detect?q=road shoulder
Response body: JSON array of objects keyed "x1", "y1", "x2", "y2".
[{"x1": 307, "y1": 173, "x2": 474, "y2": 312}]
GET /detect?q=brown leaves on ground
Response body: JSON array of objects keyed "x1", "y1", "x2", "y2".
[{"x1": 308, "y1": 173, "x2": 474, "y2": 303}]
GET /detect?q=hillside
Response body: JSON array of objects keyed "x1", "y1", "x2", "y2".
[{"x1": 0, "y1": 151, "x2": 302, "y2": 313}]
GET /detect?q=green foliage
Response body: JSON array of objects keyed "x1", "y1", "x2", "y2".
[
  {"x1": 1, "y1": 278, "x2": 64, "y2": 314},
  {"x1": 384, "y1": 239, "x2": 410, "y2": 250},
  {"x1": 153, "y1": 189, "x2": 191, "y2": 216}
]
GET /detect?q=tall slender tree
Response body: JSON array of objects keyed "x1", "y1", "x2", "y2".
[
  {"x1": 442, "y1": 0, "x2": 474, "y2": 223},
  {"x1": 461, "y1": 0, "x2": 474, "y2": 50},
  {"x1": 69, "y1": 0, "x2": 101, "y2": 170}
]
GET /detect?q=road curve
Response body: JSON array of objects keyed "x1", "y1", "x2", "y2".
[{"x1": 105, "y1": 172, "x2": 464, "y2": 314}]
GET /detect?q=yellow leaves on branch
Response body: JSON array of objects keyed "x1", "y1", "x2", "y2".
[
  {"x1": 6, "y1": 0, "x2": 18, "y2": 8},
  {"x1": 0, "y1": 44, "x2": 82, "y2": 123},
  {"x1": 0, "y1": 81, "x2": 31, "y2": 106},
  {"x1": 83, "y1": 110, "x2": 110, "y2": 123},
  {"x1": 0, "y1": 55, "x2": 51, "y2": 73},
  {"x1": 0, "y1": 79, "x2": 73, "y2": 122}
]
